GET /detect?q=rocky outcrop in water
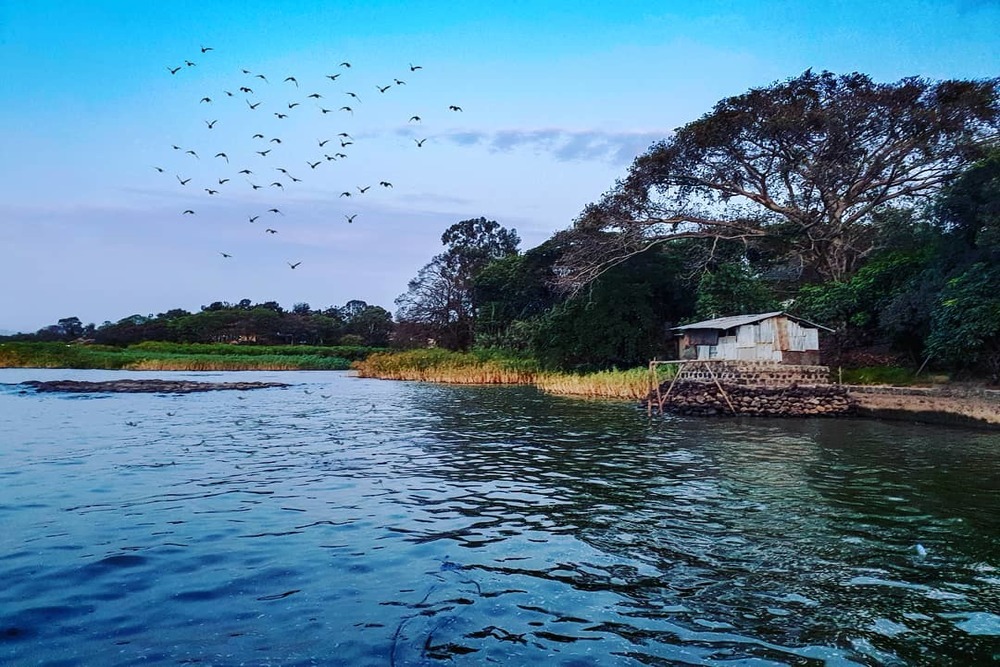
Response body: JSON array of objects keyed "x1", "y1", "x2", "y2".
[{"x1": 20, "y1": 380, "x2": 290, "y2": 394}]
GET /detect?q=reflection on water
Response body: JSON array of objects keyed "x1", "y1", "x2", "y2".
[{"x1": 0, "y1": 369, "x2": 997, "y2": 665}]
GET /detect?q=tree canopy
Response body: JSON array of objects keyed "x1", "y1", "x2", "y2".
[{"x1": 557, "y1": 70, "x2": 1000, "y2": 293}]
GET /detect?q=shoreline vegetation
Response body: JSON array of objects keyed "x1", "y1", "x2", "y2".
[{"x1": 3, "y1": 342, "x2": 997, "y2": 427}]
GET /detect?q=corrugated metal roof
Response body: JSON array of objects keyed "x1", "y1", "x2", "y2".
[{"x1": 673, "y1": 311, "x2": 833, "y2": 332}]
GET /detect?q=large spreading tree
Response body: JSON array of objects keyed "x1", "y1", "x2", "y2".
[{"x1": 556, "y1": 70, "x2": 999, "y2": 293}]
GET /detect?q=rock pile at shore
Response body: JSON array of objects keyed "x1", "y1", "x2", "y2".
[
  {"x1": 20, "y1": 380, "x2": 290, "y2": 394},
  {"x1": 653, "y1": 382, "x2": 855, "y2": 417}
]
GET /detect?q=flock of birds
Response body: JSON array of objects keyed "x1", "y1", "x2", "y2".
[{"x1": 156, "y1": 46, "x2": 464, "y2": 268}]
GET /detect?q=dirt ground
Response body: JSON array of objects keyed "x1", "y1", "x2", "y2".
[{"x1": 847, "y1": 385, "x2": 1000, "y2": 428}]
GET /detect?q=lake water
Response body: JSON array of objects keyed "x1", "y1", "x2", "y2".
[{"x1": 0, "y1": 369, "x2": 997, "y2": 666}]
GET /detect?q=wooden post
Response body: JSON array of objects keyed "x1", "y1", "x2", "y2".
[{"x1": 704, "y1": 361, "x2": 737, "y2": 414}]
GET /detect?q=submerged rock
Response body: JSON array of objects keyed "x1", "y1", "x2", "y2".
[{"x1": 20, "y1": 379, "x2": 290, "y2": 394}]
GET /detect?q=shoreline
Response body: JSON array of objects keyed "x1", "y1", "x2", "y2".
[{"x1": 846, "y1": 384, "x2": 1000, "y2": 430}]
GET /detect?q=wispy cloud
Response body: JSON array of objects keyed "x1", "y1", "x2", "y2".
[{"x1": 429, "y1": 128, "x2": 667, "y2": 165}]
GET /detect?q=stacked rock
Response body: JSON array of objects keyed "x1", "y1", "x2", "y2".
[{"x1": 654, "y1": 382, "x2": 854, "y2": 417}]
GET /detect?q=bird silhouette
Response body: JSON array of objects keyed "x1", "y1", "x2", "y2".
[
  {"x1": 377, "y1": 85, "x2": 391, "y2": 93},
  {"x1": 345, "y1": 92, "x2": 361, "y2": 102},
  {"x1": 214, "y1": 152, "x2": 228, "y2": 162},
  {"x1": 326, "y1": 73, "x2": 341, "y2": 81},
  {"x1": 153, "y1": 166, "x2": 164, "y2": 172},
  {"x1": 200, "y1": 97, "x2": 212, "y2": 103},
  {"x1": 220, "y1": 252, "x2": 232, "y2": 258},
  {"x1": 247, "y1": 100, "x2": 262, "y2": 109},
  {"x1": 238, "y1": 168, "x2": 253, "y2": 174},
  {"x1": 182, "y1": 209, "x2": 195, "y2": 215},
  {"x1": 270, "y1": 182, "x2": 284, "y2": 188},
  {"x1": 409, "y1": 115, "x2": 421, "y2": 123},
  {"x1": 340, "y1": 62, "x2": 351, "y2": 68},
  {"x1": 267, "y1": 208, "x2": 282, "y2": 214},
  {"x1": 340, "y1": 140, "x2": 353, "y2": 147},
  {"x1": 200, "y1": 46, "x2": 213, "y2": 53},
  {"x1": 307, "y1": 93, "x2": 322, "y2": 99},
  {"x1": 379, "y1": 181, "x2": 393, "y2": 188},
  {"x1": 285, "y1": 76, "x2": 298, "y2": 87},
  {"x1": 249, "y1": 215, "x2": 260, "y2": 223},
  {"x1": 224, "y1": 90, "x2": 234, "y2": 97},
  {"x1": 252, "y1": 133, "x2": 264, "y2": 139},
  {"x1": 177, "y1": 176, "x2": 191, "y2": 185},
  {"x1": 307, "y1": 161, "x2": 321, "y2": 169},
  {"x1": 265, "y1": 228, "x2": 277, "y2": 234},
  {"x1": 168, "y1": 66, "x2": 181, "y2": 75},
  {"x1": 448, "y1": 105, "x2": 463, "y2": 112},
  {"x1": 185, "y1": 60, "x2": 196, "y2": 67},
  {"x1": 319, "y1": 107, "x2": 333, "y2": 114},
  {"x1": 318, "y1": 138, "x2": 331, "y2": 147},
  {"x1": 172, "y1": 145, "x2": 181, "y2": 150},
  {"x1": 287, "y1": 102, "x2": 300, "y2": 109},
  {"x1": 274, "y1": 112, "x2": 288, "y2": 119},
  {"x1": 288, "y1": 261, "x2": 302, "y2": 269},
  {"x1": 324, "y1": 154, "x2": 337, "y2": 161},
  {"x1": 345, "y1": 214, "x2": 358, "y2": 223},
  {"x1": 357, "y1": 185, "x2": 371, "y2": 193},
  {"x1": 340, "y1": 191, "x2": 351, "y2": 197},
  {"x1": 414, "y1": 138, "x2": 427, "y2": 147},
  {"x1": 255, "y1": 74, "x2": 269, "y2": 82},
  {"x1": 205, "y1": 188, "x2": 219, "y2": 195},
  {"x1": 249, "y1": 183, "x2": 262, "y2": 190},
  {"x1": 205, "y1": 120, "x2": 218, "y2": 128},
  {"x1": 409, "y1": 63, "x2": 422, "y2": 71},
  {"x1": 394, "y1": 79, "x2": 406, "y2": 85},
  {"x1": 275, "y1": 167, "x2": 289, "y2": 174},
  {"x1": 218, "y1": 178, "x2": 230, "y2": 184},
  {"x1": 340, "y1": 106, "x2": 353, "y2": 114},
  {"x1": 241, "y1": 68, "x2": 252, "y2": 74},
  {"x1": 334, "y1": 152, "x2": 347, "y2": 158},
  {"x1": 256, "y1": 150, "x2": 271, "y2": 156},
  {"x1": 186, "y1": 150, "x2": 199, "y2": 158},
  {"x1": 270, "y1": 137, "x2": 282, "y2": 143},
  {"x1": 338, "y1": 132, "x2": 352, "y2": 139},
  {"x1": 240, "y1": 86, "x2": 253, "y2": 93},
  {"x1": 289, "y1": 175, "x2": 302, "y2": 183}
]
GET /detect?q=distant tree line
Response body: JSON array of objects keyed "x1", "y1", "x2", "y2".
[
  {"x1": 392, "y1": 71, "x2": 1000, "y2": 381},
  {"x1": 8, "y1": 299, "x2": 394, "y2": 348}
]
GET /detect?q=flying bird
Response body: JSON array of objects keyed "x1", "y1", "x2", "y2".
[
  {"x1": 340, "y1": 62, "x2": 351, "y2": 68},
  {"x1": 337, "y1": 132, "x2": 352, "y2": 138},
  {"x1": 153, "y1": 166, "x2": 164, "y2": 172},
  {"x1": 218, "y1": 178, "x2": 230, "y2": 184},
  {"x1": 267, "y1": 208, "x2": 282, "y2": 214},
  {"x1": 238, "y1": 168, "x2": 253, "y2": 174},
  {"x1": 224, "y1": 90, "x2": 234, "y2": 97},
  {"x1": 448, "y1": 105, "x2": 463, "y2": 112},
  {"x1": 307, "y1": 93, "x2": 322, "y2": 99},
  {"x1": 172, "y1": 144, "x2": 181, "y2": 150},
  {"x1": 379, "y1": 181, "x2": 392, "y2": 188},
  {"x1": 242, "y1": 68, "x2": 252, "y2": 74},
  {"x1": 255, "y1": 74, "x2": 269, "y2": 82},
  {"x1": 205, "y1": 188, "x2": 219, "y2": 195},
  {"x1": 214, "y1": 152, "x2": 228, "y2": 162},
  {"x1": 247, "y1": 100, "x2": 261, "y2": 109},
  {"x1": 340, "y1": 191, "x2": 351, "y2": 197},
  {"x1": 284, "y1": 76, "x2": 298, "y2": 87},
  {"x1": 249, "y1": 215, "x2": 260, "y2": 223},
  {"x1": 307, "y1": 161, "x2": 321, "y2": 169},
  {"x1": 408, "y1": 116, "x2": 421, "y2": 123},
  {"x1": 334, "y1": 152, "x2": 347, "y2": 158},
  {"x1": 289, "y1": 175, "x2": 302, "y2": 183},
  {"x1": 345, "y1": 214, "x2": 357, "y2": 223},
  {"x1": 265, "y1": 228, "x2": 277, "y2": 234},
  {"x1": 168, "y1": 66, "x2": 181, "y2": 75},
  {"x1": 220, "y1": 252, "x2": 232, "y2": 258},
  {"x1": 240, "y1": 86, "x2": 253, "y2": 93},
  {"x1": 394, "y1": 79, "x2": 406, "y2": 85},
  {"x1": 326, "y1": 73, "x2": 341, "y2": 81},
  {"x1": 185, "y1": 60, "x2": 196, "y2": 67},
  {"x1": 345, "y1": 92, "x2": 361, "y2": 102},
  {"x1": 205, "y1": 119, "x2": 218, "y2": 128},
  {"x1": 357, "y1": 185, "x2": 371, "y2": 193},
  {"x1": 274, "y1": 112, "x2": 288, "y2": 119},
  {"x1": 249, "y1": 183, "x2": 262, "y2": 190},
  {"x1": 409, "y1": 63, "x2": 422, "y2": 71},
  {"x1": 318, "y1": 138, "x2": 331, "y2": 147},
  {"x1": 177, "y1": 176, "x2": 191, "y2": 185},
  {"x1": 340, "y1": 106, "x2": 353, "y2": 114},
  {"x1": 256, "y1": 150, "x2": 271, "y2": 156},
  {"x1": 287, "y1": 102, "x2": 300, "y2": 109},
  {"x1": 319, "y1": 107, "x2": 333, "y2": 114},
  {"x1": 377, "y1": 85, "x2": 391, "y2": 93},
  {"x1": 200, "y1": 46, "x2": 213, "y2": 53},
  {"x1": 270, "y1": 182, "x2": 284, "y2": 188},
  {"x1": 414, "y1": 138, "x2": 427, "y2": 147},
  {"x1": 270, "y1": 137, "x2": 282, "y2": 143},
  {"x1": 200, "y1": 97, "x2": 212, "y2": 103},
  {"x1": 275, "y1": 167, "x2": 289, "y2": 174},
  {"x1": 182, "y1": 209, "x2": 195, "y2": 215},
  {"x1": 186, "y1": 150, "x2": 199, "y2": 158},
  {"x1": 340, "y1": 139, "x2": 353, "y2": 147},
  {"x1": 252, "y1": 134, "x2": 264, "y2": 139},
  {"x1": 288, "y1": 261, "x2": 301, "y2": 269}
]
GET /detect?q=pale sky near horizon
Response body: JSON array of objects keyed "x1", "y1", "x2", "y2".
[{"x1": 1, "y1": 0, "x2": 997, "y2": 333}]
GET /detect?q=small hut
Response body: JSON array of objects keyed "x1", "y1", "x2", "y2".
[{"x1": 673, "y1": 312, "x2": 831, "y2": 365}]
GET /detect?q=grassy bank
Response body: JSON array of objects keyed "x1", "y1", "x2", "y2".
[
  {"x1": 0, "y1": 342, "x2": 385, "y2": 371},
  {"x1": 354, "y1": 348, "x2": 676, "y2": 399}
]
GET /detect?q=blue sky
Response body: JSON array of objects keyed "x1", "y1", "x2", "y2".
[{"x1": 1, "y1": 0, "x2": 997, "y2": 332}]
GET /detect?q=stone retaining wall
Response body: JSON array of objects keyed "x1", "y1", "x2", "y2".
[
  {"x1": 673, "y1": 361, "x2": 831, "y2": 387},
  {"x1": 652, "y1": 381, "x2": 854, "y2": 417}
]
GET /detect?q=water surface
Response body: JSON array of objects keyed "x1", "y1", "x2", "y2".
[{"x1": 1, "y1": 369, "x2": 997, "y2": 665}]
